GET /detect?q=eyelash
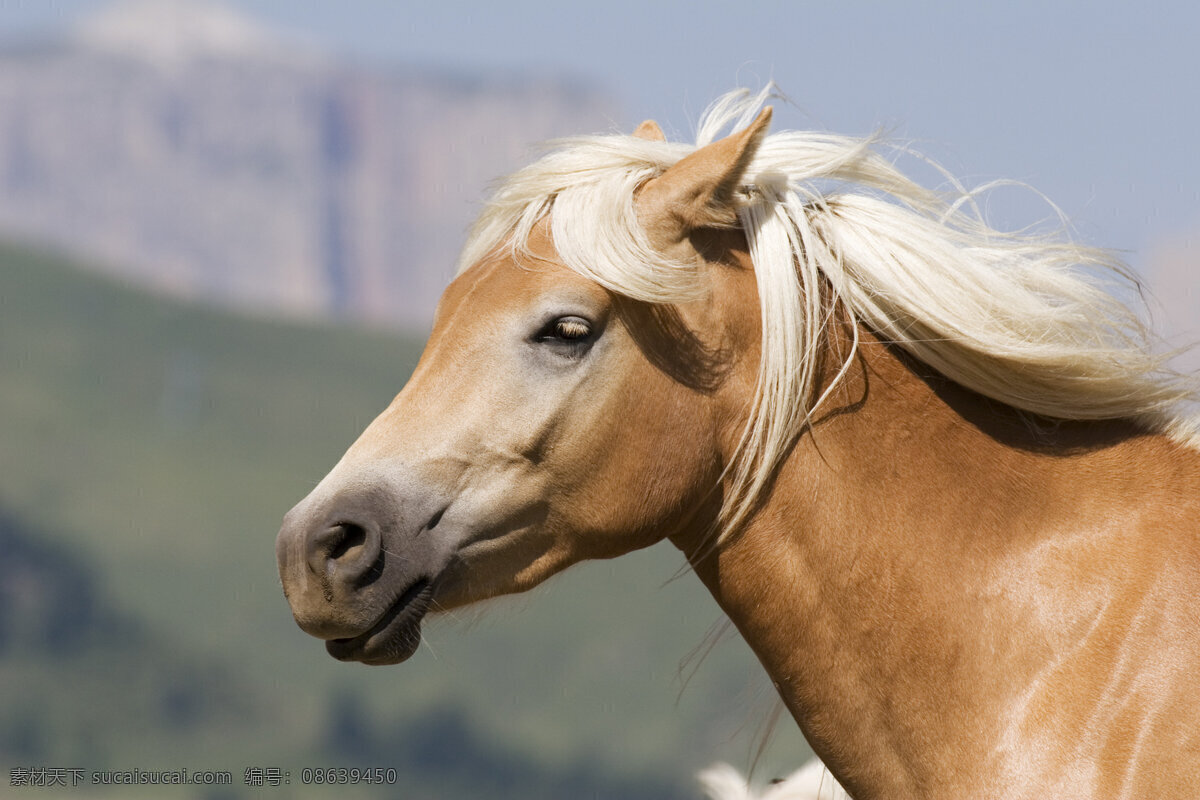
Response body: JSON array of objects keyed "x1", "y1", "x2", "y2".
[
  {"x1": 534, "y1": 316, "x2": 596, "y2": 356},
  {"x1": 546, "y1": 318, "x2": 591, "y2": 341}
]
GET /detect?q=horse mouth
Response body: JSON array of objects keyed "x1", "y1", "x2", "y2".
[{"x1": 324, "y1": 577, "x2": 435, "y2": 665}]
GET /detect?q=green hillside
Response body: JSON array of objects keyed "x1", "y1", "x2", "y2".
[{"x1": 0, "y1": 241, "x2": 810, "y2": 798}]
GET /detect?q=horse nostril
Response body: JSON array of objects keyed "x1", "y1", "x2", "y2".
[
  {"x1": 327, "y1": 522, "x2": 367, "y2": 561},
  {"x1": 423, "y1": 507, "x2": 446, "y2": 533},
  {"x1": 305, "y1": 520, "x2": 378, "y2": 582}
]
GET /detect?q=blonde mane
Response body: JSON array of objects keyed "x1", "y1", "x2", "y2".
[{"x1": 458, "y1": 86, "x2": 1199, "y2": 539}]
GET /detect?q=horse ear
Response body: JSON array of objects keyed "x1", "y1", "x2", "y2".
[
  {"x1": 638, "y1": 107, "x2": 771, "y2": 242},
  {"x1": 632, "y1": 119, "x2": 666, "y2": 141}
]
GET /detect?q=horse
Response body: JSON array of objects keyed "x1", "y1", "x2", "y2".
[{"x1": 276, "y1": 86, "x2": 1200, "y2": 799}]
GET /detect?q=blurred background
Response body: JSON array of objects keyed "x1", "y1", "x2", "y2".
[{"x1": 0, "y1": 1, "x2": 1196, "y2": 797}]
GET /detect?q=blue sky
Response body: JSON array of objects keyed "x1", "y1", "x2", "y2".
[{"x1": 3, "y1": 0, "x2": 1197, "y2": 338}]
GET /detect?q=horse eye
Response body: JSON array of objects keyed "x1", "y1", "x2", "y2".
[
  {"x1": 550, "y1": 317, "x2": 591, "y2": 341},
  {"x1": 534, "y1": 316, "x2": 595, "y2": 354}
]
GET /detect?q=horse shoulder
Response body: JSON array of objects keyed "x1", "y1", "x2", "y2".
[{"x1": 996, "y1": 431, "x2": 1200, "y2": 796}]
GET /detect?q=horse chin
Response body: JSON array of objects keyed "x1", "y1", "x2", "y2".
[{"x1": 323, "y1": 577, "x2": 435, "y2": 665}]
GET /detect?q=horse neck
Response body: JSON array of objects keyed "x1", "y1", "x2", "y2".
[{"x1": 674, "y1": 317, "x2": 1193, "y2": 798}]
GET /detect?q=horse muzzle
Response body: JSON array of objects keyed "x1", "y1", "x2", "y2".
[{"x1": 275, "y1": 469, "x2": 454, "y2": 664}]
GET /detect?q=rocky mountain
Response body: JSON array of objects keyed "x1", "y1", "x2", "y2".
[{"x1": 0, "y1": 0, "x2": 618, "y2": 329}]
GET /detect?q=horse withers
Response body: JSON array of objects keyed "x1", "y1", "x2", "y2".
[{"x1": 277, "y1": 88, "x2": 1200, "y2": 799}]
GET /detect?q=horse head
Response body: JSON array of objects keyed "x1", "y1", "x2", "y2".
[{"x1": 275, "y1": 111, "x2": 773, "y2": 665}]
